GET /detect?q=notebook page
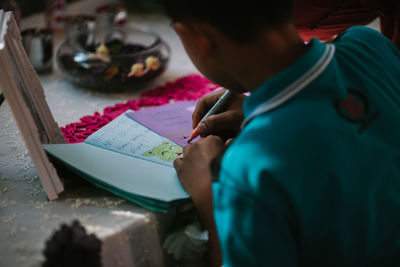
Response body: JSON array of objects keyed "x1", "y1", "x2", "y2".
[
  {"x1": 84, "y1": 111, "x2": 182, "y2": 167},
  {"x1": 126, "y1": 101, "x2": 200, "y2": 147}
]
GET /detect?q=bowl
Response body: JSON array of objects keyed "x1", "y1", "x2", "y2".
[{"x1": 56, "y1": 26, "x2": 170, "y2": 91}]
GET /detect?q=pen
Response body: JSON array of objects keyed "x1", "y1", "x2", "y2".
[{"x1": 187, "y1": 88, "x2": 233, "y2": 143}]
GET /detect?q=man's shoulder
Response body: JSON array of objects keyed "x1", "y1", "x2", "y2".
[
  {"x1": 336, "y1": 26, "x2": 387, "y2": 44},
  {"x1": 222, "y1": 101, "x2": 334, "y2": 169},
  {"x1": 334, "y1": 26, "x2": 400, "y2": 59},
  {"x1": 340, "y1": 26, "x2": 384, "y2": 39},
  {"x1": 237, "y1": 99, "x2": 334, "y2": 144}
]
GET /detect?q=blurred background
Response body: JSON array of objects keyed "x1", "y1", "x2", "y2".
[
  {"x1": 0, "y1": 0, "x2": 163, "y2": 18},
  {"x1": 0, "y1": 0, "x2": 75, "y2": 17}
]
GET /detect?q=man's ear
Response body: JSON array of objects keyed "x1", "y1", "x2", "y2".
[{"x1": 173, "y1": 21, "x2": 214, "y2": 60}]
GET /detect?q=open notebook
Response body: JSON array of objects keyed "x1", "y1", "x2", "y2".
[{"x1": 44, "y1": 101, "x2": 199, "y2": 212}]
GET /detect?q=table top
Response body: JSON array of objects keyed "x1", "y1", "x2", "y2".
[{"x1": 0, "y1": 0, "x2": 198, "y2": 266}]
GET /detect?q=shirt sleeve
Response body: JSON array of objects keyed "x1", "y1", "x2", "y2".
[{"x1": 212, "y1": 171, "x2": 299, "y2": 267}]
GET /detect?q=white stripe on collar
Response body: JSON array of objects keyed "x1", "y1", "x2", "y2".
[{"x1": 241, "y1": 44, "x2": 336, "y2": 129}]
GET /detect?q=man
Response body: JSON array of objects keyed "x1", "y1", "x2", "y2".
[{"x1": 163, "y1": 0, "x2": 400, "y2": 266}]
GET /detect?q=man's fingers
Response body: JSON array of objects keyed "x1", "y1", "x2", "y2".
[
  {"x1": 225, "y1": 138, "x2": 234, "y2": 146},
  {"x1": 183, "y1": 143, "x2": 193, "y2": 155},
  {"x1": 192, "y1": 89, "x2": 227, "y2": 128},
  {"x1": 206, "y1": 135, "x2": 224, "y2": 147},
  {"x1": 173, "y1": 157, "x2": 183, "y2": 170},
  {"x1": 198, "y1": 111, "x2": 241, "y2": 136},
  {"x1": 192, "y1": 101, "x2": 206, "y2": 129}
]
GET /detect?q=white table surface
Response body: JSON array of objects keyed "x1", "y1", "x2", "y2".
[{"x1": 0, "y1": 0, "x2": 199, "y2": 266}]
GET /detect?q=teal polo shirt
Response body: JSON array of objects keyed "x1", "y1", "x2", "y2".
[{"x1": 213, "y1": 26, "x2": 400, "y2": 267}]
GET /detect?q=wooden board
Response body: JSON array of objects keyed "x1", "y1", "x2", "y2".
[{"x1": 0, "y1": 10, "x2": 65, "y2": 200}]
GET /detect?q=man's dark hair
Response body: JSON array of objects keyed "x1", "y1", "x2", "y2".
[{"x1": 162, "y1": 0, "x2": 295, "y2": 42}]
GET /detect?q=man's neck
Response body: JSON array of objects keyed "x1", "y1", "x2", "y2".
[{"x1": 228, "y1": 25, "x2": 309, "y2": 92}]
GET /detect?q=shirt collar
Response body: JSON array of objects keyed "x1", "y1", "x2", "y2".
[{"x1": 243, "y1": 39, "x2": 332, "y2": 120}]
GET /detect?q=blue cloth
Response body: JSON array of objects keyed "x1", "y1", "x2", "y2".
[{"x1": 213, "y1": 26, "x2": 400, "y2": 267}]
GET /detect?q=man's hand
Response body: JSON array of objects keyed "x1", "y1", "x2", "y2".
[
  {"x1": 173, "y1": 135, "x2": 226, "y2": 267},
  {"x1": 192, "y1": 89, "x2": 246, "y2": 140},
  {"x1": 174, "y1": 135, "x2": 225, "y2": 206}
]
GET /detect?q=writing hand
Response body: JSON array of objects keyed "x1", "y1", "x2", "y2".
[{"x1": 192, "y1": 89, "x2": 246, "y2": 140}]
